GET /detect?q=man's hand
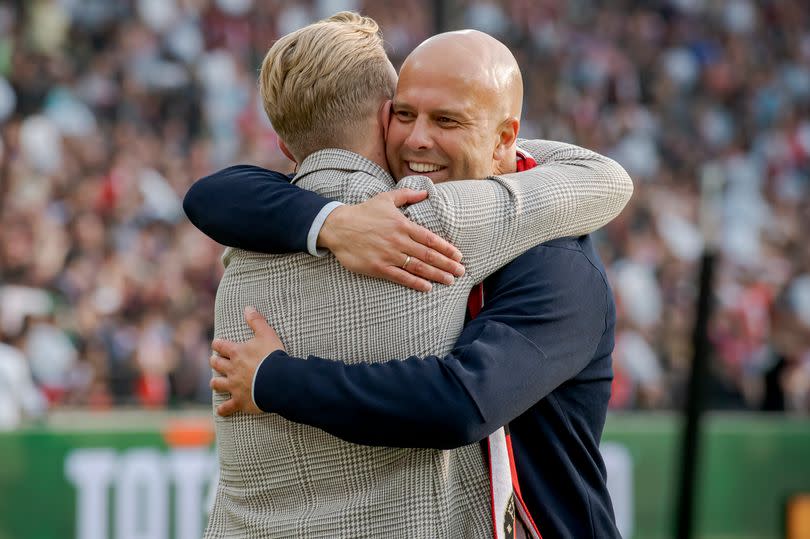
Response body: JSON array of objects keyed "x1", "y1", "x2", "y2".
[
  {"x1": 209, "y1": 306, "x2": 285, "y2": 416},
  {"x1": 317, "y1": 189, "x2": 465, "y2": 292}
]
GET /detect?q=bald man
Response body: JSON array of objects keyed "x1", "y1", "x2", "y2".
[
  {"x1": 187, "y1": 17, "x2": 628, "y2": 539},
  {"x1": 387, "y1": 31, "x2": 525, "y2": 183}
]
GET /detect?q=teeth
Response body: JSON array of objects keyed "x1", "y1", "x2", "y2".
[{"x1": 409, "y1": 162, "x2": 443, "y2": 173}]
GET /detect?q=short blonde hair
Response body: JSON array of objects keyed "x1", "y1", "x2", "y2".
[{"x1": 259, "y1": 12, "x2": 396, "y2": 161}]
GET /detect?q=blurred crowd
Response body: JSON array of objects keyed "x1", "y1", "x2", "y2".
[{"x1": 0, "y1": 0, "x2": 809, "y2": 426}]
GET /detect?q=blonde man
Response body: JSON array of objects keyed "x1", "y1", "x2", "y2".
[
  {"x1": 259, "y1": 11, "x2": 397, "y2": 166},
  {"x1": 201, "y1": 12, "x2": 631, "y2": 538}
]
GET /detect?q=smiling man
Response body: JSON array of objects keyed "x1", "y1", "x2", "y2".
[
  {"x1": 186, "y1": 13, "x2": 630, "y2": 539},
  {"x1": 387, "y1": 34, "x2": 524, "y2": 183}
]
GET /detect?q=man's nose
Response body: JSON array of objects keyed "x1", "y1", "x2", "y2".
[{"x1": 404, "y1": 117, "x2": 433, "y2": 151}]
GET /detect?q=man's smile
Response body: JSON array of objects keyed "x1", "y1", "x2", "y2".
[{"x1": 406, "y1": 161, "x2": 446, "y2": 175}]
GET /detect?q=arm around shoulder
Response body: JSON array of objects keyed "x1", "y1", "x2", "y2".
[
  {"x1": 398, "y1": 139, "x2": 633, "y2": 282},
  {"x1": 183, "y1": 164, "x2": 332, "y2": 254},
  {"x1": 514, "y1": 138, "x2": 633, "y2": 234}
]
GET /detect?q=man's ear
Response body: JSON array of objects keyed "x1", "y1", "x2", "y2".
[
  {"x1": 492, "y1": 117, "x2": 520, "y2": 173},
  {"x1": 380, "y1": 100, "x2": 393, "y2": 141},
  {"x1": 277, "y1": 139, "x2": 297, "y2": 164},
  {"x1": 493, "y1": 117, "x2": 520, "y2": 164}
]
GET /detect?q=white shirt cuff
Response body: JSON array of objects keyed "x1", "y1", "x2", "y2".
[
  {"x1": 307, "y1": 201, "x2": 344, "y2": 257},
  {"x1": 251, "y1": 355, "x2": 269, "y2": 412}
]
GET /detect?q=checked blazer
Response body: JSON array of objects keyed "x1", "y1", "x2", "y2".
[{"x1": 206, "y1": 139, "x2": 632, "y2": 538}]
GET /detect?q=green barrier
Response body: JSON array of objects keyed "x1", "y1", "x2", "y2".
[
  {"x1": 601, "y1": 415, "x2": 810, "y2": 539},
  {"x1": 0, "y1": 412, "x2": 807, "y2": 539}
]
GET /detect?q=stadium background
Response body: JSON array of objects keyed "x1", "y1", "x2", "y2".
[{"x1": 0, "y1": 0, "x2": 808, "y2": 538}]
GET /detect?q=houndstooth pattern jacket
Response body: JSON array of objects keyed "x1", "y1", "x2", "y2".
[{"x1": 205, "y1": 139, "x2": 633, "y2": 538}]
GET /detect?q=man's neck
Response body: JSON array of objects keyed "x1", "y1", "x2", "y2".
[
  {"x1": 359, "y1": 146, "x2": 391, "y2": 174},
  {"x1": 341, "y1": 117, "x2": 391, "y2": 174},
  {"x1": 347, "y1": 138, "x2": 390, "y2": 174}
]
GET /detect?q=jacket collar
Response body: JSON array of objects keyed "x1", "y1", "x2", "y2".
[{"x1": 292, "y1": 148, "x2": 395, "y2": 189}]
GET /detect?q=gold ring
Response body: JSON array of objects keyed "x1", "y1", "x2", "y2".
[{"x1": 401, "y1": 255, "x2": 412, "y2": 269}]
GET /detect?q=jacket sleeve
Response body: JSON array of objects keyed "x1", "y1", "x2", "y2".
[
  {"x1": 398, "y1": 139, "x2": 633, "y2": 283},
  {"x1": 183, "y1": 164, "x2": 333, "y2": 254},
  {"x1": 253, "y1": 244, "x2": 610, "y2": 449}
]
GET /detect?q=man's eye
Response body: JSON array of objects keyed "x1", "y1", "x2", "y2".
[
  {"x1": 394, "y1": 110, "x2": 414, "y2": 120},
  {"x1": 437, "y1": 117, "x2": 456, "y2": 125}
]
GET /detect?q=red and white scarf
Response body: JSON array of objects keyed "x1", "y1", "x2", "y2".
[{"x1": 468, "y1": 150, "x2": 543, "y2": 539}]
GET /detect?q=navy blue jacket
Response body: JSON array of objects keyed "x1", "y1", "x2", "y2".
[{"x1": 184, "y1": 167, "x2": 620, "y2": 539}]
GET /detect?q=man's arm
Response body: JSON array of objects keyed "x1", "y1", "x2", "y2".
[
  {"x1": 400, "y1": 139, "x2": 633, "y2": 283},
  {"x1": 183, "y1": 165, "x2": 465, "y2": 290},
  {"x1": 212, "y1": 241, "x2": 609, "y2": 449}
]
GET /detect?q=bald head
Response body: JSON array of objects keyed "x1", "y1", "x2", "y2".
[
  {"x1": 402, "y1": 30, "x2": 523, "y2": 119},
  {"x1": 386, "y1": 30, "x2": 524, "y2": 182}
]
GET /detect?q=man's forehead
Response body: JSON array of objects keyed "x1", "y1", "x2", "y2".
[
  {"x1": 393, "y1": 89, "x2": 476, "y2": 117},
  {"x1": 394, "y1": 71, "x2": 482, "y2": 112}
]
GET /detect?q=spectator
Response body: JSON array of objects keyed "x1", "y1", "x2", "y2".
[{"x1": 0, "y1": 326, "x2": 47, "y2": 429}]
